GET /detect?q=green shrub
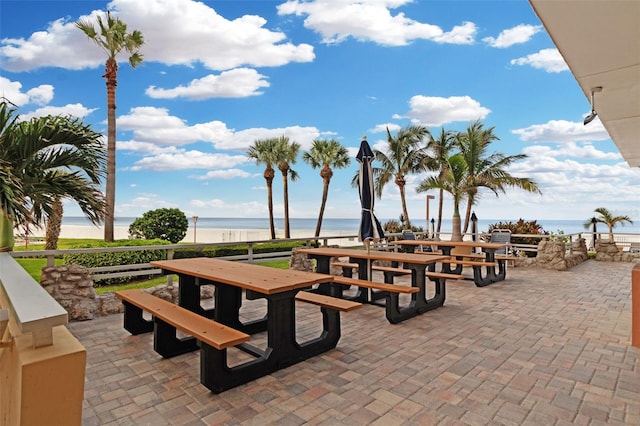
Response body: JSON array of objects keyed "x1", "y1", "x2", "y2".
[
  {"x1": 128, "y1": 208, "x2": 188, "y2": 243},
  {"x1": 486, "y1": 219, "x2": 548, "y2": 257},
  {"x1": 62, "y1": 239, "x2": 170, "y2": 286},
  {"x1": 172, "y1": 240, "x2": 311, "y2": 259}
]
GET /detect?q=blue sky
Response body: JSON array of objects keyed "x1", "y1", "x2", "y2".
[{"x1": 1, "y1": 0, "x2": 639, "y2": 229}]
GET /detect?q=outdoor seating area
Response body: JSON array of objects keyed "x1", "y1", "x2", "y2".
[{"x1": 69, "y1": 259, "x2": 639, "y2": 425}]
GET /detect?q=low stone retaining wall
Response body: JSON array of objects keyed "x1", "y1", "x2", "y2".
[{"x1": 595, "y1": 240, "x2": 640, "y2": 262}]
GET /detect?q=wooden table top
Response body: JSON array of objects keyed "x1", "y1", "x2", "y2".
[
  {"x1": 391, "y1": 240, "x2": 506, "y2": 250},
  {"x1": 150, "y1": 258, "x2": 334, "y2": 294},
  {"x1": 296, "y1": 247, "x2": 449, "y2": 264}
]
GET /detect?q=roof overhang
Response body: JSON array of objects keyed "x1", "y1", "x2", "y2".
[{"x1": 529, "y1": 0, "x2": 640, "y2": 166}]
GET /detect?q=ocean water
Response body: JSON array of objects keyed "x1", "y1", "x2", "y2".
[{"x1": 61, "y1": 216, "x2": 623, "y2": 236}]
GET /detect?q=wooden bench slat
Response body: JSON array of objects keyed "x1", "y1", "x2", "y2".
[
  {"x1": 295, "y1": 291, "x2": 362, "y2": 311},
  {"x1": 333, "y1": 276, "x2": 418, "y2": 294},
  {"x1": 330, "y1": 261, "x2": 359, "y2": 269},
  {"x1": 442, "y1": 259, "x2": 496, "y2": 267},
  {"x1": 115, "y1": 289, "x2": 250, "y2": 350},
  {"x1": 371, "y1": 265, "x2": 412, "y2": 274},
  {"x1": 425, "y1": 271, "x2": 464, "y2": 280}
]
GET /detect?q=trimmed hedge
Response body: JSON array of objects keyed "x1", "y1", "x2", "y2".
[
  {"x1": 172, "y1": 240, "x2": 314, "y2": 259},
  {"x1": 62, "y1": 239, "x2": 170, "y2": 286}
]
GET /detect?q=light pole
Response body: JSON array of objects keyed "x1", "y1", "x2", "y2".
[
  {"x1": 192, "y1": 215, "x2": 199, "y2": 243},
  {"x1": 425, "y1": 195, "x2": 435, "y2": 238}
]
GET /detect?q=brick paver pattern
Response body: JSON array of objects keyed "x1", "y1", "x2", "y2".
[{"x1": 69, "y1": 260, "x2": 640, "y2": 425}]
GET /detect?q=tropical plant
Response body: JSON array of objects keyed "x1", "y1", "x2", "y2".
[
  {"x1": 455, "y1": 120, "x2": 541, "y2": 233},
  {"x1": 302, "y1": 138, "x2": 350, "y2": 237},
  {"x1": 421, "y1": 127, "x2": 456, "y2": 234},
  {"x1": 0, "y1": 100, "x2": 106, "y2": 250},
  {"x1": 128, "y1": 208, "x2": 188, "y2": 243},
  {"x1": 416, "y1": 154, "x2": 470, "y2": 241},
  {"x1": 274, "y1": 135, "x2": 300, "y2": 239},
  {"x1": 247, "y1": 138, "x2": 278, "y2": 239},
  {"x1": 583, "y1": 207, "x2": 634, "y2": 240},
  {"x1": 76, "y1": 11, "x2": 144, "y2": 242},
  {"x1": 487, "y1": 219, "x2": 548, "y2": 255},
  {"x1": 374, "y1": 125, "x2": 430, "y2": 229}
]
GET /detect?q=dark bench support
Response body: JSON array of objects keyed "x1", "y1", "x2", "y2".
[
  {"x1": 332, "y1": 276, "x2": 420, "y2": 324},
  {"x1": 116, "y1": 288, "x2": 360, "y2": 393}
]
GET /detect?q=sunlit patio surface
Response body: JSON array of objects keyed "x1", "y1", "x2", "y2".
[{"x1": 69, "y1": 260, "x2": 640, "y2": 425}]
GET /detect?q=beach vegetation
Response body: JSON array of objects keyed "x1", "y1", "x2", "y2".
[
  {"x1": 247, "y1": 138, "x2": 279, "y2": 239},
  {"x1": 76, "y1": 11, "x2": 144, "y2": 243},
  {"x1": 302, "y1": 139, "x2": 351, "y2": 237},
  {"x1": 274, "y1": 136, "x2": 300, "y2": 239},
  {"x1": 487, "y1": 219, "x2": 548, "y2": 256},
  {"x1": 128, "y1": 208, "x2": 188, "y2": 243},
  {"x1": 455, "y1": 120, "x2": 541, "y2": 234},
  {"x1": 0, "y1": 100, "x2": 106, "y2": 251},
  {"x1": 63, "y1": 239, "x2": 169, "y2": 285},
  {"x1": 584, "y1": 207, "x2": 634, "y2": 240},
  {"x1": 421, "y1": 128, "x2": 457, "y2": 235},
  {"x1": 374, "y1": 125, "x2": 431, "y2": 229}
]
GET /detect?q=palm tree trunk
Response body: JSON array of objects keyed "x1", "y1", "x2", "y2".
[
  {"x1": 266, "y1": 177, "x2": 275, "y2": 239},
  {"x1": 462, "y1": 199, "x2": 473, "y2": 235},
  {"x1": 437, "y1": 188, "x2": 444, "y2": 234},
  {"x1": 45, "y1": 198, "x2": 63, "y2": 250},
  {"x1": 104, "y1": 58, "x2": 118, "y2": 242},
  {"x1": 0, "y1": 211, "x2": 15, "y2": 251},
  {"x1": 451, "y1": 202, "x2": 463, "y2": 241},
  {"x1": 399, "y1": 185, "x2": 410, "y2": 228},
  {"x1": 283, "y1": 172, "x2": 290, "y2": 238},
  {"x1": 314, "y1": 177, "x2": 330, "y2": 237}
]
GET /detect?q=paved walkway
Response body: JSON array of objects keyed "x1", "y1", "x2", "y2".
[{"x1": 68, "y1": 260, "x2": 640, "y2": 425}]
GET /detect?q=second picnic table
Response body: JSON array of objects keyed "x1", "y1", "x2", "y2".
[
  {"x1": 296, "y1": 247, "x2": 450, "y2": 323},
  {"x1": 391, "y1": 240, "x2": 509, "y2": 286}
]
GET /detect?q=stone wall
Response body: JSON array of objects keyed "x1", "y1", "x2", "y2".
[
  {"x1": 41, "y1": 264, "x2": 211, "y2": 321},
  {"x1": 508, "y1": 238, "x2": 588, "y2": 271},
  {"x1": 595, "y1": 240, "x2": 640, "y2": 262}
]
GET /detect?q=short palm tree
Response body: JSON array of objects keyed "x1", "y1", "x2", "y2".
[
  {"x1": 375, "y1": 125, "x2": 430, "y2": 229},
  {"x1": 0, "y1": 100, "x2": 106, "y2": 250},
  {"x1": 421, "y1": 127, "x2": 456, "y2": 234},
  {"x1": 274, "y1": 136, "x2": 300, "y2": 239},
  {"x1": 417, "y1": 154, "x2": 470, "y2": 241},
  {"x1": 584, "y1": 207, "x2": 634, "y2": 241},
  {"x1": 302, "y1": 139, "x2": 350, "y2": 237},
  {"x1": 456, "y1": 120, "x2": 540, "y2": 233},
  {"x1": 76, "y1": 11, "x2": 143, "y2": 242},
  {"x1": 247, "y1": 138, "x2": 278, "y2": 239}
]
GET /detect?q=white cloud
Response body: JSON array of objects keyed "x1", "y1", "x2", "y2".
[
  {"x1": 145, "y1": 68, "x2": 270, "y2": 100},
  {"x1": 0, "y1": 0, "x2": 314, "y2": 72},
  {"x1": 0, "y1": 77, "x2": 54, "y2": 106},
  {"x1": 510, "y1": 48, "x2": 568, "y2": 73},
  {"x1": 127, "y1": 149, "x2": 248, "y2": 172},
  {"x1": 277, "y1": 0, "x2": 476, "y2": 46},
  {"x1": 512, "y1": 119, "x2": 611, "y2": 143},
  {"x1": 370, "y1": 123, "x2": 401, "y2": 133},
  {"x1": 19, "y1": 103, "x2": 98, "y2": 121},
  {"x1": 191, "y1": 169, "x2": 252, "y2": 180},
  {"x1": 483, "y1": 24, "x2": 542, "y2": 48},
  {"x1": 401, "y1": 95, "x2": 491, "y2": 126}
]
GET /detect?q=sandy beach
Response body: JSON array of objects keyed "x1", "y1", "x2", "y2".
[{"x1": 27, "y1": 224, "x2": 363, "y2": 246}]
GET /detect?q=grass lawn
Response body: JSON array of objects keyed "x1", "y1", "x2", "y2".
[{"x1": 16, "y1": 253, "x2": 291, "y2": 294}]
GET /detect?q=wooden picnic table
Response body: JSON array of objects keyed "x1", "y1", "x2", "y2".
[
  {"x1": 149, "y1": 257, "x2": 357, "y2": 392},
  {"x1": 391, "y1": 240, "x2": 509, "y2": 286},
  {"x1": 296, "y1": 247, "x2": 450, "y2": 323}
]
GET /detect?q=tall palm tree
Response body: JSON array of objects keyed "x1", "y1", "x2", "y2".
[
  {"x1": 302, "y1": 139, "x2": 351, "y2": 237},
  {"x1": 76, "y1": 11, "x2": 143, "y2": 242},
  {"x1": 247, "y1": 138, "x2": 278, "y2": 239},
  {"x1": 417, "y1": 154, "x2": 470, "y2": 241},
  {"x1": 0, "y1": 100, "x2": 106, "y2": 250},
  {"x1": 422, "y1": 127, "x2": 456, "y2": 234},
  {"x1": 584, "y1": 207, "x2": 634, "y2": 240},
  {"x1": 375, "y1": 125, "x2": 430, "y2": 229},
  {"x1": 45, "y1": 197, "x2": 63, "y2": 250},
  {"x1": 456, "y1": 120, "x2": 540, "y2": 233},
  {"x1": 274, "y1": 136, "x2": 300, "y2": 239}
]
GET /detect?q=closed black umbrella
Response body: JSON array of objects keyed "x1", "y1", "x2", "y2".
[{"x1": 357, "y1": 137, "x2": 385, "y2": 251}]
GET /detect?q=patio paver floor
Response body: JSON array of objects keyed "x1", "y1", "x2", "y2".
[{"x1": 69, "y1": 260, "x2": 640, "y2": 425}]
